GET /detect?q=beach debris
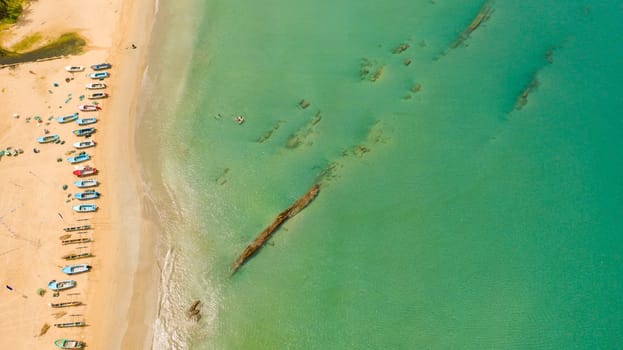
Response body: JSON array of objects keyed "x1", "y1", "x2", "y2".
[
  {"x1": 231, "y1": 184, "x2": 320, "y2": 275},
  {"x1": 392, "y1": 43, "x2": 409, "y2": 54},
  {"x1": 403, "y1": 58, "x2": 411, "y2": 66},
  {"x1": 38, "y1": 323, "x2": 50, "y2": 336},
  {"x1": 57, "y1": 158, "x2": 62, "y2": 162},
  {"x1": 52, "y1": 311, "x2": 66, "y2": 319},
  {"x1": 410, "y1": 83, "x2": 422, "y2": 93},
  {"x1": 12, "y1": 113, "x2": 19, "y2": 118},
  {"x1": 59, "y1": 234, "x2": 71, "y2": 240},
  {"x1": 6, "y1": 285, "x2": 13, "y2": 291},
  {"x1": 515, "y1": 74, "x2": 539, "y2": 110},
  {"x1": 187, "y1": 300, "x2": 202, "y2": 321},
  {"x1": 37, "y1": 288, "x2": 45, "y2": 296},
  {"x1": 62, "y1": 184, "x2": 68, "y2": 190},
  {"x1": 298, "y1": 99, "x2": 310, "y2": 109}
]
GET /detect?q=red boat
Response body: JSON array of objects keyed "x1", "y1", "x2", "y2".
[
  {"x1": 73, "y1": 166, "x2": 97, "y2": 177},
  {"x1": 78, "y1": 104, "x2": 101, "y2": 112}
]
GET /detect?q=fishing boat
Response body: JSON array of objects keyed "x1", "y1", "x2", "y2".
[
  {"x1": 88, "y1": 92, "x2": 108, "y2": 99},
  {"x1": 56, "y1": 113, "x2": 79, "y2": 124},
  {"x1": 88, "y1": 72, "x2": 109, "y2": 79},
  {"x1": 65, "y1": 66, "x2": 85, "y2": 72},
  {"x1": 61, "y1": 252, "x2": 92, "y2": 260},
  {"x1": 74, "y1": 189, "x2": 100, "y2": 200},
  {"x1": 76, "y1": 117, "x2": 97, "y2": 126},
  {"x1": 74, "y1": 178, "x2": 98, "y2": 188},
  {"x1": 62, "y1": 264, "x2": 91, "y2": 275},
  {"x1": 73, "y1": 166, "x2": 97, "y2": 177},
  {"x1": 67, "y1": 152, "x2": 90, "y2": 164},
  {"x1": 85, "y1": 82, "x2": 106, "y2": 89},
  {"x1": 91, "y1": 62, "x2": 112, "y2": 70},
  {"x1": 50, "y1": 301, "x2": 82, "y2": 308},
  {"x1": 54, "y1": 339, "x2": 84, "y2": 349},
  {"x1": 63, "y1": 224, "x2": 91, "y2": 232},
  {"x1": 61, "y1": 237, "x2": 92, "y2": 245},
  {"x1": 78, "y1": 104, "x2": 101, "y2": 112},
  {"x1": 36, "y1": 134, "x2": 60, "y2": 143},
  {"x1": 73, "y1": 140, "x2": 96, "y2": 149},
  {"x1": 54, "y1": 321, "x2": 86, "y2": 328},
  {"x1": 47, "y1": 280, "x2": 76, "y2": 291},
  {"x1": 72, "y1": 204, "x2": 97, "y2": 213},
  {"x1": 73, "y1": 127, "x2": 96, "y2": 136}
]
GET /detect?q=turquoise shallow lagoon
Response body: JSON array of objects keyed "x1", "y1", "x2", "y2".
[{"x1": 138, "y1": 1, "x2": 623, "y2": 348}]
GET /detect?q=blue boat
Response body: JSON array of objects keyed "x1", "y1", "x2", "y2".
[
  {"x1": 56, "y1": 113, "x2": 79, "y2": 123},
  {"x1": 76, "y1": 117, "x2": 97, "y2": 126},
  {"x1": 61, "y1": 264, "x2": 91, "y2": 275},
  {"x1": 67, "y1": 152, "x2": 90, "y2": 164},
  {"x1": 36, "y1": 134, "x2": 59, "y2": 143},
  {"x1": 72, "y1": 204, "x2": 97, "y2": 212},
  {"x1": 88, "y1": 72, "x2": 109, "y2": 79},
  {"x1": 74, "y1": 179, "x2": 98, "y2": 188},
  {"x1": 90, "y1": 62, "x2": 112, "y2": 71},
  {"x1": 73, "y1": 127, "x2": 96, "y2": 137},
  {"x1": 74, "y1": 189, "x2": 100, "y2": 200},
  {"x1": 47, "y1": 279, "x2": 76, "y2": 291}
]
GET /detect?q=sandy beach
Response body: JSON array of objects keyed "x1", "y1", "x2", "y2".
[{"x1": 0, "y1": 0, "x2": 157, "y2": 348}]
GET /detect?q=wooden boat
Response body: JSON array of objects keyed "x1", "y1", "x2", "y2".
[
  {"x1": 61, "y1": 252, "x2": 92, "y2": 260},
  {"x1": 67, "y1": 152, "x2": 90, "y2": 164},
  {"x1": 85, "y1": 82, "x2": 106, "y2": 89},
  {"x1": 56, "y1": 113, "x2": 79, "y2": 124},
  {"x1": 74, "y1": 189, "x2": 100, "y2": 200},
  {"x1": 65, "y1": 66, "x2": 85, "y2": 72},
  {"x1": 61, "y1": 237, "x2": 92, "y2": 245},
  {"x1": 73, "y1": 127, "x2": 96, "y2": 136},
  {"x1": 47, "y1": 280, "x2": 76, "y2": 291},
  {"x1": 73, "y1": 140, "x2": 96, "y2": 149},
  {"x1": 36, "y1": 134, "x2": 59, "y2": 143},
  {"x1": 76, "y1": 117, "x2": 97, "y2": 126},
  {"x1": 72, "y1": 204, "x2": 97, "y2": 213},
  {"x1": 88, "y1": 72, "x2": 109, "y2": 79},
  {"x1": 62, "y1": 264, "x2": 91, "y2": 275},
  {"x1": 50, "y1": 301, "x2": 82, "y2": 308},
  {"x1": 54, "y1": 339, "x2": 84, "y2": 349},
  {"x1": 73, "y1": 166, "x2": 97, "y2": 177},
  {"x1": 74, "y1": 178, "x2": 98, "y2": 188},
  {"x1": 54, "y1": 321, "x2": 86, "y2": 328},
  {"x1": 78, "y1": 104, "x2": 101, "y2": 112},
  {"x1": 91, "y1": 62, "x2": 112, "y2": 70},
  {"x1": 88, "y1": 92, "x2": 108, "y2": 99},
  {"x1": 63, "y1": 225, "x2": 91, "y2": 232}
]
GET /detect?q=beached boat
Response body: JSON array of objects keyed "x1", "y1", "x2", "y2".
[
  {"x1": 91, "y1": 62, "x2": 112, "y2": 70},
  {"x1": 73, "y1": 127, "x2": 96, "y2": 136},
  {"x1": 78, "y1": 104, "x2": 101, "y2": 112},
  {"x1": 74, "y1": 178, "x2": 98, "y2": 188},
  {"x1": 67, "y1": 152, "x2": 90, "y2": 164},
  {"x1": 56, "y1": 113, "x2": 79, "y2": 124},
  {"x1": 54, "y1": 321, "x2": 86, "y2": 328},
  {"x1": 61, "y1": 237, "x2": 92, "y2": 245},
  {"x1": 76, "y1": 117, "x2": 97, "y2": 126},
  {"x1": 47, "y1": 279, "x2": 76, "y2": 291},
  {"x1": 61, "y1": 252, "x2": 92, "y2": 260},
  {"x1": 72, "y1": 204, "x2": 97, "y2": 213},
  {"x1": 73, "y1": 140, "x2": 96, "y2": 149},
  {"x1": 88, "y1": 92, "x2": 108, "y2": 99},
  {"x1": 65, "y1": 66, "x2": 85, "y2": 72},
  {"x1": 85, "y1": 82, "x2": 107, "y2": 89},
  {"x1": 74, "y1": 189, "x2": 100, "y2": 200},
  {"x1": 54, "y1": 339, "x2": 84, "y2": 349},
  {"x1": 63, "y1": 224, "x2": 91, "y2": 232},
  {"x1": 62, "y1": 264, "x2": 91, "y2": 275},
  {"x1": 88, "y1": 72, "x2": 109, "y2": 79},
  {"x1": 73, "y1": 166, "x2": 98, "y2": 177},
  {"x1": 50, "y1": 301, "x2": 82, "y2": 308},
  {"x1": 36, "y1": 134, "x2": 60, "y2": 143}
]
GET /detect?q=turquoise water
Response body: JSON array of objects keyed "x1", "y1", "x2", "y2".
[{"x1": 138, "y1": 0, "x2": 623, "y2": 348}]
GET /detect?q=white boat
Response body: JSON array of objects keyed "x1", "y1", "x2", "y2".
[
  {"x1": 78, "y1": 104, "x2": 101, "y2": 112},
  {"x1": 65, "y1": 66, "x2": 85, "y2": 72},
  {"x1": 85, "y1": 82, "x2": 106, "y2": 89},
  {"x1": 73, "y1": 140, "x2": 96, "y2": 149}
]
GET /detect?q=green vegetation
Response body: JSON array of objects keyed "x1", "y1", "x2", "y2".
[
  {"x1": 0, "y1": 32, "x2": 86, "y2": 65},
  {"x1": 11, "y1": 32, "x2": 41, "y2": 52},
  {"x1": 0, "y1": 0, "x2": 25, "y2": 26}
]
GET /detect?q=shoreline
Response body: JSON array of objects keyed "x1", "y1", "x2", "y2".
[{"x1": 0, "y1": 0, "x2": 159, "y2": 348}]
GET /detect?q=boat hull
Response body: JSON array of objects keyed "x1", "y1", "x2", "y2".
[
  {"x1": 36, "y1": 134, "x2": 60, "y2": 143},
  {"x1": 47, "y1": 280, "x2": 76, "y2": 291}
]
